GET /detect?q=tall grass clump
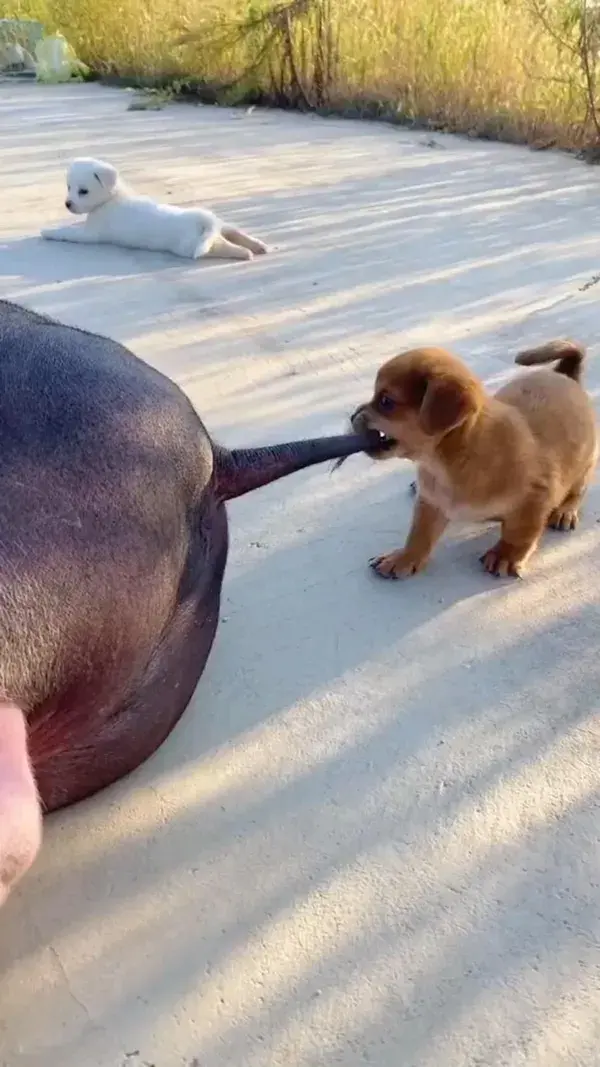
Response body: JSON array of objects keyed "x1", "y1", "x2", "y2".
[{"x1": 3, "y1": 0, "x2": 600, "y2": 153}]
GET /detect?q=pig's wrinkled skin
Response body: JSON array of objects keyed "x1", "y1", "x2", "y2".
[{"x1": 0, "y1": 299, "x2": 378, "y2": 905}]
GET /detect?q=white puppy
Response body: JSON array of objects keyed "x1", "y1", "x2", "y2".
[{"x1": 41, "y1": 157, "x2": 268, "y2": 262}]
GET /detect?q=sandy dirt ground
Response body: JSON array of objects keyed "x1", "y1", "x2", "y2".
[{"x1": 0, "y1": 82, "x2": 598, "y2": 1067}]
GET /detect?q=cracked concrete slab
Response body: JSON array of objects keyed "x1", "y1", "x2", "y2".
[{"x1": 0, "y1": 82, "x2": 599, "y2": 1067}]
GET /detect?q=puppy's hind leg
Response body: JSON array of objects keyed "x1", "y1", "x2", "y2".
[
  {"x1": 205, "y1": 233, "x2": 253, "y2": 262},
  {"x1": 548, "y1": 468, "x2": 595, "y2": 531},
  {"x1": 191, "y1": 216, "x2": 222, "y2": 259},
  {"x1": 221, "y1": 225, "x2": 268, "y2": 256}
]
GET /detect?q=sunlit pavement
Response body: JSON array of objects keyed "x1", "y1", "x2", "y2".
[{"x1": 0, "y1": 82, "x2": 598, "y2": 1067}]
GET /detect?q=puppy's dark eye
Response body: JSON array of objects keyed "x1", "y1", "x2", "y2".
[
  {"x1": 377, "y1": 392, "x2": 396, "y2": 414},
  {"x1": 78, "y1": 188, "x2": 88, "y2": 196}
]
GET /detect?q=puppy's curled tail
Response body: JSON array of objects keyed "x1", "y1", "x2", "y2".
[{"x1": 515, "y1": 339, "x2": 586, "y2": 383}]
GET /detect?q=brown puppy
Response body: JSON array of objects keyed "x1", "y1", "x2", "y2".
[{"x1": 351, "y1": 341, "x2": 598, "y2": 579}]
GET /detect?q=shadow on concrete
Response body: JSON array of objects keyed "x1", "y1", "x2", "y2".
[{"x1": 0, "y1": 83, "x2": 599, "y2": 1067}]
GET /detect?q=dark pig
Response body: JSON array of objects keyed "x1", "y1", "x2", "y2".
[{"x1": 0, "y1": 300, "x2": 385, "y2": 906}]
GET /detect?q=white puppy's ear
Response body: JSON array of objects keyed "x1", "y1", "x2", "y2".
[{"x1": 92, "y1": 161, "x2": 118, "y2": 192}]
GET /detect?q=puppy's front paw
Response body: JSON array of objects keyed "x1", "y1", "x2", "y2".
[
  {"x1": 480, "y1": 541, "x2": 525, "y2": 579},
  {"x1": 40, "y1": 227, "x2": 68, "y2": 241},
  {"x1": 548, "y1": 506, "x2": 579, "y2": 531},
  {"x1": 369, "y1": 550, "x2": 426, "y2": 580}
]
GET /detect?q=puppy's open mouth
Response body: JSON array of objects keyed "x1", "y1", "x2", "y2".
[
  {"x1": 331, "y1": 426, "x2": 395, "y2": 471},
  {"x1": 364, "y1": 427, "x2": 395, "y2": 457},
  {"x1": 351, "y1": 407, "x2": 396, "y2": 458}
]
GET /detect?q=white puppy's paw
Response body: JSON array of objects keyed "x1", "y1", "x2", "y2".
[
  {"x1": 40, "y1": 226, "x2": 71, "y2": 241},
  {"x1": 39, "y1": 224, "x2": 92, "y2": 244}
]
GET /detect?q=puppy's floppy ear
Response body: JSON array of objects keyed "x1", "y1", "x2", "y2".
[
  {"x1": 419, "y1": 376, "x2": 478, "y2": 436},
  {"x1": 92, "y1": 161, "x2": 118, "y2": 192}
]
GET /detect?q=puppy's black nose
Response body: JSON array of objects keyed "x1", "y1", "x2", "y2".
[
  {"x1": 65, "y1": 199, "x2": 73, "y2": 210},
  {"x1": 350, "y1": 404, "x2": 370, "y2": 432}
]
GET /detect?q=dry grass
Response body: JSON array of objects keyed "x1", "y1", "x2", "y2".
[{"x1": 1, "y1": 0, "x2": 598, "y2": 152}]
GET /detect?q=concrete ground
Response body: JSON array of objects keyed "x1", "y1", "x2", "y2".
[{"x1": 0, "y1": 82, "x2": 599, "y2": 1067}]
